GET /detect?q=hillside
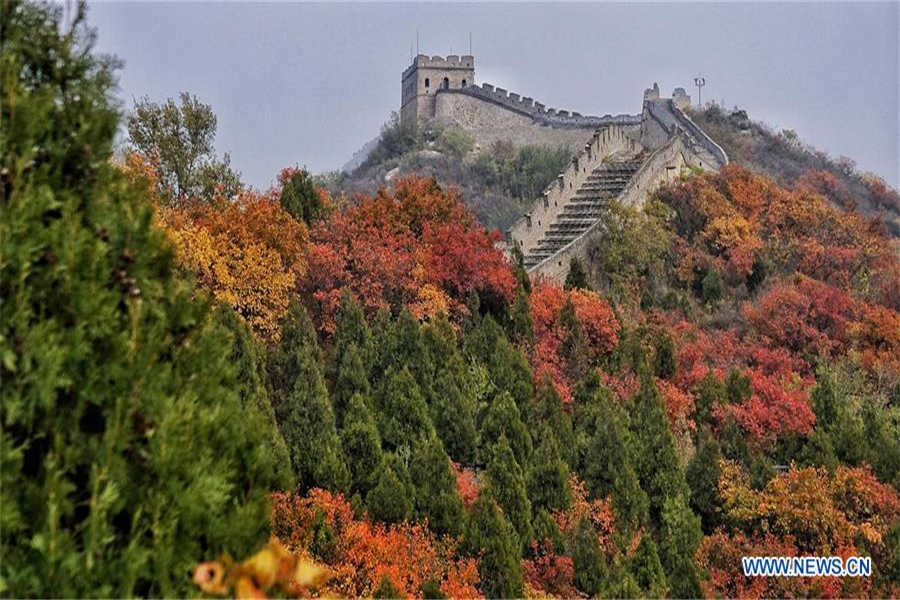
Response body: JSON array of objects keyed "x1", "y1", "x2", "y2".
[
  {"x1": 687, "y1": 104, "x2": 900, "y2": 235},
  {"x1": 4, "y1": 3, "x2": 900, "y2": 599},
  {"x1": 331, "y1": 115, "x2": 571, "y2": 232}
]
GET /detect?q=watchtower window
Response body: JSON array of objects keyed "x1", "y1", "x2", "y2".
[
  {"x1": 462, "y1": 79, "x2": 467, "y2": 87},
  {"x1": 425, "y1": 78, "x2": 430, "y2": 88},
  {"x1": 442, "y1": 77, "x2": 449, "y2": 89}
]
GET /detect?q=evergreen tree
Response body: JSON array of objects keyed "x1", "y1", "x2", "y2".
[
  {"x1": 686, "y1": 429, "x2": 724, "y2": 533},
  {"x1": 0, "y1": 3, "x2": 285, "y2": 594},
  {"x1": 629, "y1": 534, "x2": 667, "y2": 598},
  {"x1": 279, "y1": 167, "x2": 326, "y2": 225},
  {"x1": 658, "y1": 495, "x2": 703, "y2": 598},
  {"x1": 215, "y1": 305, "x2": 293, "y2": 484},
  {"x1": 693, "y1": 372, "x2": 727, "y2": 426},
  {"x1": 564, "y1": 257, "x2": 590, "y2": 290},
  {"x1": 372, "y1": 575, "x2": 402, "y2": 599},
  {"x1": 332, "y1": 343, "x2": 370, "y2": 425},
  {"x1": 507, "y1": 285, "x2": 535, "y2": 345},
  {"x1": 409, "y1": 436, "x2": 465, "y2": 536},
  {"x1": 366, "y1": 460, "x2": 413, "y2": 524},
  {"x1": 463, "y1": 315, "x2": 534, "y2": 407},
  {"x1": 558, "y1": 298, "x2": 588, "y2": 382},
  {"x1": 527, "y1": 429, "x2": 571, "y2": 514},
  {"x1": 266, "y1": 299, "x2": 322, "y2": 411},
  {"x1": 485, "y1": 436, "x2": 534, "y2": 549},
  {"x1": 652, "y1": 332, "x2": 676, "y2": 380},
  {"x1": 430, "y1": 369, "x2": 479, "y2": 464},
  {"x1": 331, "y1": 289, "x2": 375, "y2": 378},
  {"x1": 526, "y1": 378, "x2": 575, "y2": 467},
  {"x1": 532, "y1": 508, "x2": 565, "y2": 553},
  {"x1": 268, "y1": 303, "x2": 349, "y2": 492},
  {"x1": 576, "y1": 386, "x2": 649, "y2": 536},
  {"x1": 375, "y1": 367, "x2": 435, "y2": 451},
  {"x1": 421, "y1": 317, "x2": 479, "y2": 463},
  {"x1": 479, "y1": 392, "x2": 533, "y2": 467},
  {"x1": 340, "y1": 394, "x2": 383, "y2": 494},
  {"x1": 462, "y1": 496, "x2": 524, "y2": 599},
  {"x1": 569, "y1": 517, "x2": 608, "y2": 597},
  {"x1": 630, "y1": 373, "x2": 690, "y2": 524}
]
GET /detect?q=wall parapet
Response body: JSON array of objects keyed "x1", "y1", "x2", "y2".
[
  {"x1": 505, "y1": 123, "x2": 641, "y2": 256},
  {"x1": 438, "y1": 83, "x2": 641, "y2": 129},
  {"x1": 645, "y1": 99, "x2": 728, "y2": 167},
  {"x1": 527, "y1": 133, "x2": 698, "y2": 280}
]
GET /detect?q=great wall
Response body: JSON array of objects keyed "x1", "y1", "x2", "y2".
[{"x1": 400, "y1": 55, "x2": 729, "y2": 283}]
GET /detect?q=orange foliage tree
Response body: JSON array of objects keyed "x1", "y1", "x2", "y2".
[{"x1": 270, "y1": 489, "x2": 481, "y2": 599}]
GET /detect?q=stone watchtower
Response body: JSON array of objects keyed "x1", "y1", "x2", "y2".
[{"x1": 401, "y1": 54, "x2": 475, "y2": 126}]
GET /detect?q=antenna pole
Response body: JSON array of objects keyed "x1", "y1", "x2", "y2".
[
  {"x1": 416, "y1": 30, "x2": 419, "y2": 55},
  {"x1": 469, "y1": 32, "x2": 472, "y2": 54}
]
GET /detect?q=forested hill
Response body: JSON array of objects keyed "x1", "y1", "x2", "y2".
[{"x1": 3, "y1": 2, "x2": 899, "y2": 599}]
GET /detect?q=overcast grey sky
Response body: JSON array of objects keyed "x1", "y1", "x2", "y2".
[{"x1": 88, "y1": 2, "x2": 899, "y2": 189}]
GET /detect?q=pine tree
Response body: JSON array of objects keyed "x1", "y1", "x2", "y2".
[
  {"x1": 332, "y1": 343, "x2": 370, "y2": 425},
  {"x1": 463, "y1": 315, "x2": 534, "y2": 407},
  {"x1": 526, "y1": 378, "x2": 575, "y2": 467},
  {"x1": 332, "y1": 289, "x2": 375, "y2": 377},
  {"x1": 366, "y1": 458, "x2": 413, "y2": 524},
  {"x1": 462, "y1": 496, "x2": 524, "y2": 599},
  {"x1": 527, "y1": 428, "x2": 571, "y2": 514},
  {"x1": 479, "y1": 392, "x2": 533, "y2": 467},
  {"x1": 0, "y1": 3, "x2": 286, "y2": 594},
  {"x1": 569, "y1": 517, "x2": 608, "y2": 597},
  {"x1": 375, "y1": 367, "x2": 435, "y2": 451},
  {"x1": 658, "y1": 495, "x2": 703, "y2": 598},
  {"x1": 686, "y1": 429, "x2": 723, "y2": 533},
  {"x1": 629, "y1": 534, "x2": 667, "y2": 598},
  {"x1": 278, "y1": 167, "x2": 326, "y2": 225},
  {"x1": 652, "y1": 332, "x2": 676, "y2": 380},
  {"x1": 693, "y1": 372, "x2": 727, "y2": 426},
  {"x1": 564, "y1": 257, "x2": 590, "y2": 290},
  {"x1": 485, "y1": 436, "x2": 534, "y2": 549},
  {"x1": 576, "y1": 386, "x2": 649, "y2": 535},
  {"x1": 269, "y1": 303, "x2": 349, "y2": 492},
  {"x1": 409, "y1": 436, "x2": 465, "y2": 536},
  {"x1": 340, "y1": 394, "x2": 383, "y2": 494},
  {"x1": 630, "y1": 372, "x2": 690, "y2": 524},
  {"x1": 558, "y1": 298, "x2": 588, "y2": 382},
  {"x1": 430, "y1": 369, "x2": 479, "y2": 464}
]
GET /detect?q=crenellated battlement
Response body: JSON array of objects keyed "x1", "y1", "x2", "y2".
[
  {"x1": 440, "y1": 82, "x2": 641, "y2": 128},
  {"x1": 402, "y1": 54, "x2": 475, "y2": 79}
]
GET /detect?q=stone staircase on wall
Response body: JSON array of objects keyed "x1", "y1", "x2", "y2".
[{"x1": 522, "y1": 161, "x2": 642, "y2": 269}]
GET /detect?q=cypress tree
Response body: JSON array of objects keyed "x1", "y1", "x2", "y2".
[
  {"x1": 507, "y1": 285, "x2": 535, "y2": 346},
  {"x1": 340, "y1": 394, "x2": 383, "y2": 495},
  {"x1": 366, "y1": 462, "x2": 413, "y2": 524},
  {"x1": 485, "y1": 436, "x2": 534, "y2": 549},
  {"x1": 630, "y1": 372, "x2": 691, "y2": 524},
  {"x1": 686, "y1": 429, "x2": 724, "y2": 533},
  {"x1": 463, "y1": 315, "x2": 533, "y2": 407},
  {"x1": 332, "y1": 342, "x2": 370, "y2": 425},
  {"x1": 576, "y1": 386, "x2": 649, "y2": 536},
  {"x1": 421, "y1": 317, "x2": 479, "y2": 463},
  {"x1": 430, "y1": 368, "x2": 479, "y2": 464},
  {"x1": 652, "y1": 332, "x2": 676, "y2": 380},
  {"x1": 629, "y1": 534, "x2": 668, "y2": 598},
  {"x1": 526, "y1": 378, "x2": 575, "y2": 467},
  {"x1": 408, "y1": 436, "x2": 465, "y2": 536},
  {"x1": 557, "y1": 298, "x2": 588, "y2": 382},
  {"x1": 693, "y1": 372, "x2": 727, "y2": 426},
  {"x1": 0, "y1": 3, "x2": 286, "y2": 594},
  {"x1": 331, "y1": 289, "x2": 374, "y2": 376},
  {"x1": 569, "y1": 517, "x2": 608, "y2": 597},
  {"x1": 375, "y1": 367, "x2": 435, "y2": 451},
  {"x1": 479, "y1": 392, "x2": 533, "y2": 467},
  {"x1": 527, "y1": 428, "x2": 571, "y2": 514},
  {"x1": 269, "y1": 302, "x2": 349, "y2": 492},
  {"x1": 564, "y1": 257, "x2": 590, "y2": 291},
  {"x1": 658, "y1": 495, "x2": 703, "y2": 598},
  {"x1": 462, "y1": 496, "x2": 524, "y2": 599}
]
